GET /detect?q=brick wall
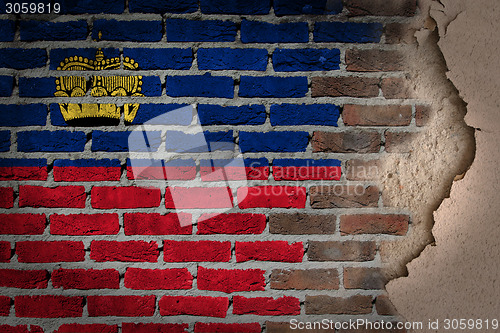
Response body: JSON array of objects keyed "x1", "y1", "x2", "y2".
[{"x1": 0, "y1": 0, "x2": 422, "y2": 331}]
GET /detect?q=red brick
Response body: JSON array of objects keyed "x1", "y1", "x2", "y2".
[
  {"x1": 235, "y1": 241, "x2": 303, "y2": 263},
  {"x1": 90, "y1": 241, "x2": 159, "y2": 262},
  {"x1": 122, "y1": 323, "x2": 188, "y2": 333},
  {"x1": 0, "y1": 325, "x2": 43, "y2": 333},
  {"x1": 305, "y1": 295, "x2": 372, "y2": 315},
  {"x1": 0, "y1": 296, "x2": 10, "y2": 316},
  {"x1": 237, "y1": 186, "x2": 306, "y2": 209},
  {"x1": 270, "y1": 269, "x2": 339, "y2": 290},
  {"x1": 0, "y1": 269, "x2": 48, "y2": 289},
  {"x1": 87, "y1": 295, "x2": 155, "y2": 317},
  {"x1": 0, "y1": 214, "x2": 46, "y2": 235},
  {"x1": 165, "y1": 187, "x2": 233, "y2": 209},
  {"x1": 344, "y1": 267, "x2": 387, "y2": 289},
  {"x1": 55, "y1": 324, "x2": 118, "y2": 333},
  {"x1": 54, "y1": 166, "x2": 121, "y2": 182},
  {"x1": 381, "y1": 77, "x2": 414, "y2": 99},
  {"x1": 19, "y1": 186, "x2": 86, "y2": 208},
  {"x1": 164, "y1": 240, "x2": 231, "y2": 262},
  {"x1": 308, "y1": 241, "x2": 377, "y2": 261},
  {"x1": 416, "y1": 105, "x2": 431, "y2": 127},
  {"x1": 52, "y1": 269, "x2": 119, "y2": 290},
  {"x1": 233, "y1": 296, "x2": 300, "y2": 316},
  {"x1": 197, "y1": 213, "x2": 266, "y2": 235},
  {"x1": 310, "y1": 185, "x2": 379, "y2": 208},
  {"x1": 312, "y1": 131, "x2": 381, "y2": 153},
  {"x1": 0, "y1": 165, "x2": 47, "y2": 181},
  {"x1": 385, "y1": 131, "x2": 418, "y2": 153},
  {"x1": 346, "y1": 0, "x2": 417, "y2": 16},
  {"x1": 0, "y1": 187, "x2": 13, "y2": 208},
  {"x1": 385, "y1": 23, "x2": 417, "y2": 44},
  {"x1": 15, "y1": 295, "x2": 84, "y2": 318},
  {"x1": 312, "y1": 76, "x2": 379, "y2": 97},
  {"x1": 50, "y1": 213, "x2": 119, "y2": 235},
  {"x1": 0, "y1": 241, "x2": 10, "y2": 262},
  {"x1": 340, "y1": 214, "x2": 409, "y2": 235},
  {"x1": 124, "y1": 212, "x2": 192, "y2": 235},
  {"x1": 375, "y1": 295, "x2": 399, "y2": 316},
  {"x1": 346, "y1": 159, "x2": 381, "y2": 181},
  {"x1": 194, "y1": 323, "x2": 261, "y2": 333},
  {"x1": 159, "y1": 296, "x2": 228, "y2": 318},
  {"x1": 346, "y1": 49, "x2": 406, "y2": 72},
  {"x1": 124, "y1": 268, "x2": 192, "y2": 290},
  {"x1": 269, "y1": 213, "x2": 336, "y2": 235},
  {"x1": 16, "y1": 241, "x2": 84, "y2": 263},
  {"x1": 343, "y1": 105, "x2": 412, "y2": 126},
  {"x1": 197, "y1": 266, "x2": 265, "y2": 293},
  {"x1": 91, "y1": 186, "x2": 160, "y2": 209}
]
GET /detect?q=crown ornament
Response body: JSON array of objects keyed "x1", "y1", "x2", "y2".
[{"x1": 54, "y1": 48, "x2": 143, "y2": 124}]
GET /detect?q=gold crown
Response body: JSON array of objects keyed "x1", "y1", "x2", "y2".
[{"x1": 54, "y1": 49, "x2": 143, "y2": 124}]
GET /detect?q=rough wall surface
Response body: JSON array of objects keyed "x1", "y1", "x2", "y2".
[{"x1": 388, "y1": 0, "x2": 500, "y2": 331}]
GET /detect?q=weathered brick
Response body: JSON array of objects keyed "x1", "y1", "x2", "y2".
[
  {"x1": 375, "y1": 295, "x2": 399, "y2": 315},
  {"x1": 314, "y1": 22, "x2": 383, "y2": 43},
  {"x1": 0, "y1": 76, "x2": 14, "y2": 97},
  {"x1": 343, "y1": 105, "x2": 412, "y2": 126},
  {"x1": 167, "y1": 19, "x2": 236, "y2": 42},
  {"x1": 167, "y1": 74, "x2": 234, "y2": 98},
  {"x1": 0, "y1": 325, "x2": 44, "y2": 333},
  {"x1": 239, "y1": 76, "x2": 308, "y2": 98},
  {"x1": 0, "y1": 214, "x2": 46, "y2": 235},
  {"x1": 0, "y1": 296, "x2": 10, "y2": 316},
  {"x1": 0, "y1": 242, "x2": 11, "y2": 262},
  {"x1": 130, "y1": 0, "x2": 197, "y2": 13},
  {"x1": 19, "y1": 186, "x2": 86, "y2": 208},
  {"x1": 124, "y1": 268, "x2": 192, "y2": 290},
  {"x1": 236, "y1": 241, "x2": 303, "y2": 262},
  {"x1": 241, "y1": 20, "x2": 308, "y2": 43},
  {"x1": 197, "y1": 213, "x2": 266, "y2": 235},
  {"x1": 0, "y1": 269, "x2": 48, "y2": 289},
  {"x1": 0, "y1": 20, "x2": 15, "y2": 41},
  {"x1": 344, "y1": 267, "x2": 387, "y2": 289},
  {"x1": 198, "y1": 48, "x2": 268, "y2": 71},
  {"x1": 270, "y1": 269, "x2": 339, "y2": 290},
  {"x1": 346, "y1": 0, "x2": 417, "y2": 16},
  {"x1": 53, "y1": 159, "x2": 121, "y2": 182},
  {"x1": 270, "y1": 104, "x2": 340, "y2": 126},
  {"x1": 20, "y1": 21, "x2": 87, "y2": 41},
  {"x1": 90, "y1": 241, "x2": 159, "y2": 262},
  {"x1": 198, "y1": 104, "x2": 266, "y2": 125},
  {"x1": 239, "y1": 132, "x2": 309, "y2": 152},
  {"x1": 61, "y1": 0, "x2": 124, "y2": 14},
  {"x1": 346, "y1": 49, "x2": 406, "y2": 72},
  {"x1": 50, "y1": 214, "x2": 119, "y2": 235},
  {"x1": 0, "y1": 131, "x2": 9, "y2": 152},
  {"x1": 0, "y1": 187, "x2": 13, "y2": 208},
  {"x1": 164, "y1": 240, "x2": 231, "y2": 262},
  {"x1": 16, "y1": 241, "x2": 84, "y2": 263},
  {"x1": 87, "y1": 296, "x2": 155, "y2": 317},
  {"x1": 201, "y1": 0, "x2": 269, "y2": 14},
  {"x1": 52, "y1": 269, "x2": 119, "y2": 290},
  {"x1": 122, "y1": 323, "x2": 188, "y2": 333},
  {"x1": 55, "y1": 324, "x2": 118, "y2": 333},
  {"x1": 200, "y1": 158, "x2": 269, "y2": 181},
  {"x1": 416, "y1": 105, "x2": 431, "y2": 127},
  {"x1": 198, "y1": 267, "x2": 265, "y2": 293},
  {"x1": 160, "y1": 296, "x2": 228, "y2": 317},
  {"x1": 340, "y1": 214, "x2": 409, "y2": 235},
  {"x1": 308, "y1": 241, "x2": 376, "y2": 261},
  {"x1": 310, "y1": 185, "x2": 379, "y2": 208},
  {"x1": 346, "y1": 159, "x2": 381, "y2": 181},
  {"x1": 273, "y1": 159, "x2": 341, "y2": 181},
  {"x1": 165, "y1": 131, "x2": 234, "y2": 152},
  {"x1": 233, "y1": 296, "x2": 300, "y2": 316},
  {"x1": 129, "y1": 104, "x2": 192, "y2": 125},
  {"x1": 124, "y1": 213, "x2": 192, "y2": 235},
  {"x1": 15, "y1": 296, "x2": 84, "y2": 318},
  {"x1": 311, "y1": 76, "x2": 380, "y2": 97},
  {"x1": 312, "y1": 131, "x2": 381, "y2": 153},
  {"x1": 274, "y1": 0, "x2": 342, "y2": 15},
  {"x1": 91, "y1": 186, "x2": 161, "y2": 209},
  {"x1": 273, "y1": 48, "x2": 340, "y2": 71},
  {"x1": 194, "y1": 323, "x2": 261, "y2": 333},
  {"x1": 165, "y1": 187, "x2": 233, "y2": 209},
  {"x1": 0, "y1": 105, "x2": 46, "y2": 127},
  {"x1": 19, "y1": 77, "x2": 58, "y2": 97},
  {"x1": 385, "y1": 23, "x2": 417, "y2": 44},
  {"x1": 93, "y1": 20, "x2": 162, "y2": 42},
  {"x1": 17, "y1": 131, "x2": 86, "y2": 152},
  {"x1": 0, "y1": 49, "x2": 47, "y2": 69},
  {"x1": 238, "y1": 186, "x2": 307, "y2": 209},
  {"x1": 381, "y1": 77, "x2": 415, "y2": 99},
  {"x1": 123, "y1": 48, "x2": 192, "y2": 70},
  {"x1": 91, "y1": 131, "x2": 162, "y2": 152},
  {"x1": 305, "y1": 295, "x2": 373, "y2": 314},
  {"x1": 385, "y1": 131, "x2": 418, "y2": 153},
  {"x1": 269, "y1": 213, "x2": 336, "y2": 234}
]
